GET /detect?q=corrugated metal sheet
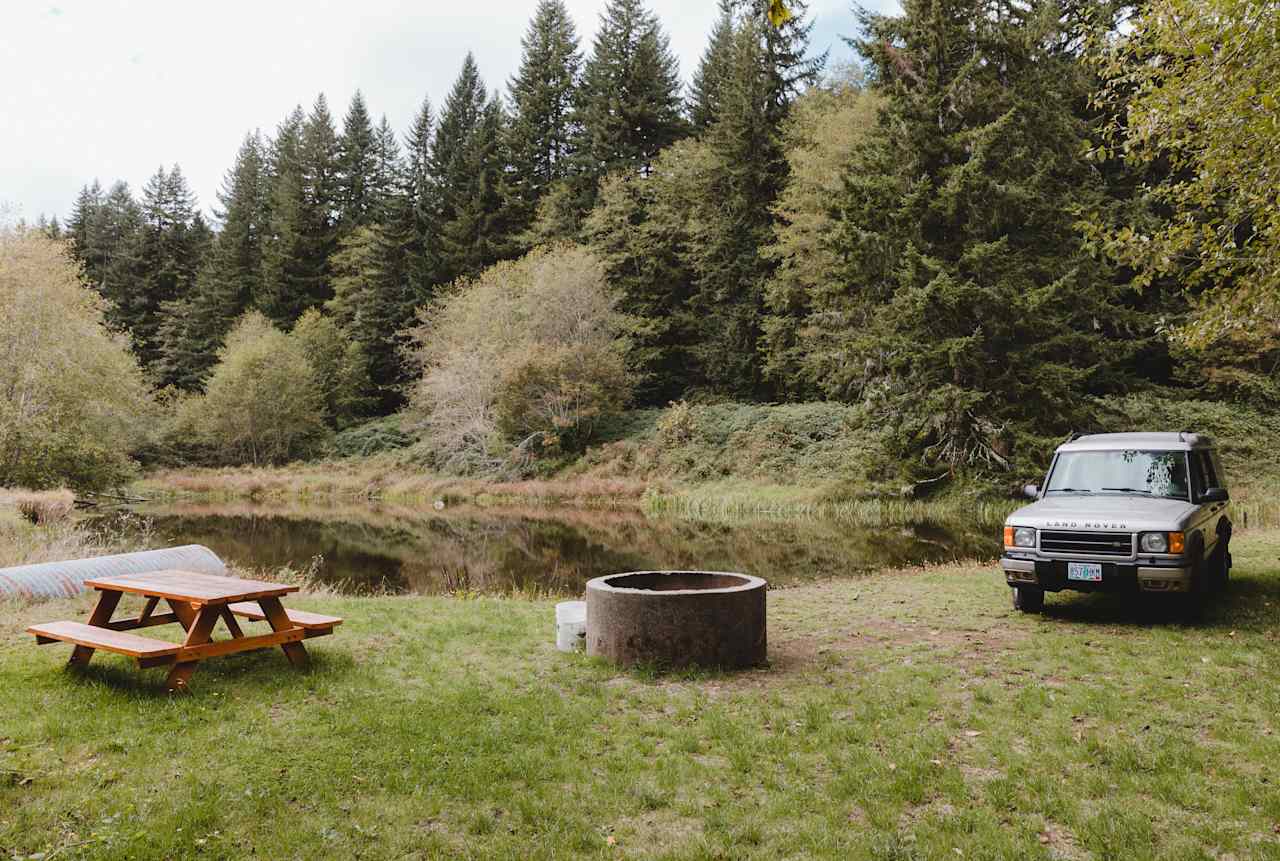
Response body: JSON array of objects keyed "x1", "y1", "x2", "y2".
[{"x1": 0, "y1": 545, "x2": 226, "y2": 600}]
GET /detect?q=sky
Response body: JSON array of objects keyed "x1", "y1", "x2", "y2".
[{"x1": 0, "y1": 0, "x2": 890, "y2": 224}]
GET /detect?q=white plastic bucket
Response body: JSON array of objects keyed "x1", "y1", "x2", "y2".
[{"x1": 555, "y1": 600, "x2": 587, "y2": 652}]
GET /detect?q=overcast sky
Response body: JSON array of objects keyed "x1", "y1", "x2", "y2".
[{"x1": 1, "y1": 1, "x2": 894, "y2": 224}]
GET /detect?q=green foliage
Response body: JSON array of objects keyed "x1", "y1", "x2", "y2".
[
  {"x1": 432, "y1": 55, "x2": 514, "y2": 281},
  {"x1": 804, "y1": 0, "x2": 1155, "y2": 473},
  {"x1": 407, "y1": 245, "x2": 633, "y2": 475},
  {"x1": 762, "y1": 73, "x2": 880, "y2": 398},
  {"x1": 571, "y1": 0, "x2": 686, "y2": 208},
  {"x1": 0, "y1": 228, "x2": 152, "y2": 491},
  {"x1": 688, "y1": 0, "x2": 736, "y2": 130},
  {"x1": 327, "y1": 415, "x2": 414, "y2": 459},
  {"x1": 505, "y1": 0, "x2": 582, "y2": 241},
  {"x1": 290, "y1": 308, "x2": 373, "y2": 429},
  {"x1": 1086, "y1": 0, "x2": 1280, "y2": 347},
  {"x1": 177, "y1": 312, "x2": 328, "y2": 465}
]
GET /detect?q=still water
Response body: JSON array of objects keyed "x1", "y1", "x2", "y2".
[{"x1": 89, "y1": 501, "x2": 1000, "y2": 597}]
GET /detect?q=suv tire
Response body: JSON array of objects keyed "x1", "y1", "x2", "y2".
[
  {"x1": 1209, "y1": 538, "x2": 1231, "y2": 591},
  {"x1": 1012, "y1": 585, "x2": 1044, "y2": 613}
]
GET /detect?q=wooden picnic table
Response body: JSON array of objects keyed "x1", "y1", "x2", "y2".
[{"x1": 27, "y1": 570, "x2": 341, "y2": 693}]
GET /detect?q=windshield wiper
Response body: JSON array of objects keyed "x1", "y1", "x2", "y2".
[
  {"x1": 1046, "y1": 488, "x2": 1091, "y2": 493},
  {"x1": 1101, "y1": 487, "x2": 1151, "y2": 494}
]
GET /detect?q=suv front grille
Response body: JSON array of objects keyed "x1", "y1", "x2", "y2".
[{"x1": 1039, "y1": 530, "x2": 1133, "y2": 557}]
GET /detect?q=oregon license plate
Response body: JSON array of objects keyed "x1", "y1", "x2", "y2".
[{"x1": 1067, "y1": 562, "x2": 1103, "y2": 582}]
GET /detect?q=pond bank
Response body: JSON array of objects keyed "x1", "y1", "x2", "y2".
[{"x1": 4, "y1": 529, "x2": 1279, "y2": 858}]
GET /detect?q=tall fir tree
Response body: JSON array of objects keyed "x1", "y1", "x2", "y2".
[
  {"x1": 336, "y1": 91, "x2": 378, "y2": 232},
  {"x1": 684, "y1": 16, "x2": 789, "y2": 399},
  {"x1": 505, "y1": 0, "x2": 583, "y2": 240},
  {"x1": 736, "y1": 0, "x2": 825, "y2": 127},
  {"x1": 156, "y1": 131, "x2": 271, "y2": 390},
  {"x1": 572, "y1": 0, "x2": 686, "y2": 203},
  {"x1": 810, "y1": 0, "x2": 1154, "y2": 471},
  {"x1": 689, "y1": 0, "x2": 736, "y2": 130},
  {"x1": 260, "y1": 97, "x2": 340, "y2": 325},
  {"x1": 404, "y1": 97, "x2": 443, "y2": 296},
  {"x1": 132, "y1": 165, "x2": 210, "y2": 377},
  {"x1": 432, "y1": 56, "x2": 512, "y2": 281}
]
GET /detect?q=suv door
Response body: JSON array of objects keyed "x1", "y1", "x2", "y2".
[{"x1": 1189, "y1": 450, "x2": 1223, "y2": 556}]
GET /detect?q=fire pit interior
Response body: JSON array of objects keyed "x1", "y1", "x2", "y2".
[{"x1": 585, "y1": 571, "x2": 767, "y2": 669}]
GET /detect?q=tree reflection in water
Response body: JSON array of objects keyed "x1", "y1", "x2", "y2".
[{"x1": 88, "y1": 501, "x2": 1001, "y2": 596}]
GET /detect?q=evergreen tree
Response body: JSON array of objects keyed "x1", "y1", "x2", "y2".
[
  {"x1": 156, "y1": 132, "x2": 271, "y2": 390},
  {"x1": 404, "y1": 97, "x2": 443, "y2": 296},
  {"x1": 689, "y1": 0, "x2": 736, "y2": 130},
  {"x1": 67, "y1": 180, "x2": 105, "y2": 277},
  {"x1": 572, "y1": 0, "x2": 686, "y2": 197},
  {"x1": 584, "y1": 149, "x2": 702, "y2": 403},
  {"x1": 336, "y1": 91, "x2": 378, "y2": 232},
  {"x1": 736, "y1": 0, "x2": 825, "y2": 127},
  {"x1": 260, "y1": 106, "x2": 308, "y2": 323},
  {"x1": 260, "y1": 97, "x2": 340, "y2": 325},
  {"x1": 812, "y1": 0, "x2": 1153, "y2": 471},
  {"x1": 432, "y1": 57, "x2": 512, "y2": 280},
  {"x1": 370, "y1": 114, "x2": 404, "y2": 223},
  {"x1": 132, "y1": 165, "x2": 209, "y2": 376},
  {"x1": 684, "y1": 17, "x2": 787, "y2": 399},
  {"x1": 95, "y1": 182, "x2": 147, "y2": 335},
  {"x1": 505, "y1": 0, "x2": 583, "y2": 239}
]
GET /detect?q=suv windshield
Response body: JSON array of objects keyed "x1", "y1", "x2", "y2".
[{"x1": 1045, "y1": 450, "x2": 1190, "y2": 500}]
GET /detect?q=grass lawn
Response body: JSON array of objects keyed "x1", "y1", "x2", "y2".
[{"x1": 3, "y1": 533, "x2": 1280, "y2": 860}]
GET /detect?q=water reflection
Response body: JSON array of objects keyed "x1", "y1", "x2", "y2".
[{"x1": 89, "y1": 501, "x2": 1000, "y2": 596}]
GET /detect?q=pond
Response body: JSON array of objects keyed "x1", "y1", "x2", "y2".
[{"x1": 87, "y1": 501, "x2": 1002, "y2": 597}]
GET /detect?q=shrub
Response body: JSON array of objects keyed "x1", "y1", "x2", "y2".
[
  {"x1": 14, "y1": 489, "x2": 75, "y2": 526},
  {"x1": 291, "y1": 309, "x2": 374, "y2": 429},
  {"x1": 407, "y1": 246, "x2": 633, "y2": 475},
  {"x1": 178, "y1": 312, "x2": 328, "y2": 465},
  {"x1": 0, "y1": 228, "x2": 152, "y2": 491}
]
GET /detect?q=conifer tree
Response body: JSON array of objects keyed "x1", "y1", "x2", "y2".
[
  {"x1": 260, "y1": 97, "x2": 340, "y2": 325},
  {"x1": 572, "y1": 0, "x2": 686, "y2": 197},
  {"x1": 689, "y1": 0, "x2": 736, "y2": 130},
  {"x1": 432, "y1": 57, "x2": 512, "y2": 280},
  {"x1": 156, "y1": 132, "x2": 271, "y2": 390},
  {"x1": 404, "y1": 97, "x2": 443, "y2": 296},
  {"x1": 813, "y1": 0, "x2": 1152, "y2": 470},
  {"x1": 683, "y1": 17, "x2": 786, "y2": 399},
  {"x1": 505, "y1": 0, "x2": 583, "y2": 239},
  {"x1": 336, "y1": 91, "x2": 378, "y2": 232}
]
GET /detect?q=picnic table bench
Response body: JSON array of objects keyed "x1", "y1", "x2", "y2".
[{"x1": 27, "y1": 570, "x2": 341, "y2": 692}]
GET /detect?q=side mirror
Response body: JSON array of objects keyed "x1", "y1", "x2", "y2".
[
  {"x1": 1202, "y1": 487, "x2": 1229, "y2": 503},
  {"x1": 1023, "y1": 484, "x2": 1040, "y2": 500}
]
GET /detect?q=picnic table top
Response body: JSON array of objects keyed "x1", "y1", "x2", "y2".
[{"x1": 83, "y1": 570, "x2": 299, "y2": 605}]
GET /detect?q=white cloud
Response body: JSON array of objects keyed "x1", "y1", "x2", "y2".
[{"x1": 0, "y1": 0, "x2": 888, "y2": 222}]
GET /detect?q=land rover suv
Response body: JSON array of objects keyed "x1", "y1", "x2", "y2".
[{"x1": 1001, "y1": 432, "x2": 1232, "y2": 613}]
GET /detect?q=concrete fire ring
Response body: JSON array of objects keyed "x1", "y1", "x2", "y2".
[{"x1": 585, "y1": 571, "x2": 767, "y2": 669}]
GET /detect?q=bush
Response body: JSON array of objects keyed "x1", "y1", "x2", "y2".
[
  {"x1": 407, "y1": 246, "x2": 633, "y2": 475},
  {"x1": 14, "y1": 489, "x2": 75, "y2": 526},
  {"x1": 177, "y1": 312, "x2": 328, "y2": 465},
  {"x1": 0, "y1": 228, "x2": 152, "y2": 491},
  {"x1": 291, "y1": 309, "x2": 373, "y2": 429},
  {"x1": 328, "y1": 416, "x2": 414, "y2": 459}
]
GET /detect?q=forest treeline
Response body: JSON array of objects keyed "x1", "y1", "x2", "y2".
[{"x1": 10, "y1": 0, "x2": 1280, "y2": 490}]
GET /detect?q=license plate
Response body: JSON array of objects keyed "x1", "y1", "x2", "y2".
[{"x1": 1067, "y1": 562, "x2": 1103, "y2": 582}]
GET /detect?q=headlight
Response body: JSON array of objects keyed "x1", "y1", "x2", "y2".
[
  {"x1": 1140, "y1": 532, "x2": 1168, "y2": 553},
  {"x1": 1004, "y1": 526, "x2": 1036, "y2": 548}
]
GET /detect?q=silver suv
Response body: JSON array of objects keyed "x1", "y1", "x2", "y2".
[{"x1": 1002, "y1": 432, "x2": 1232, "y2": 613}]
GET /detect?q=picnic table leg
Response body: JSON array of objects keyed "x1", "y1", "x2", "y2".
[
  {"x1": 167, "y1": 599, "x2": 197, "y2": 632},
  {"x1": 69, "y1": 589, "x2": 122, "y2": 668},
  {"x1": 164, "y1": 604, "x2": 221, "y2": 693},
  {"x1": 258, "y1": 597, "x2": 309, "y2": 668}
]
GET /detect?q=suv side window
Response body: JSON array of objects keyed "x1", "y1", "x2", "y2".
[
  {"x1": 1190, "y1": 451, "x2": 1212, "y2": 501},
  {"x1": 1208, "y1": 450, "x2": 1226, "y2": 489}
]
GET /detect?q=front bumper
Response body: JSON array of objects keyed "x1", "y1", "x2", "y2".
[{"x1": 1001, "y1": 555, "x2": 1192, "y2": 593}]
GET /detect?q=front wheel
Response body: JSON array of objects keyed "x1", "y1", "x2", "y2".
[{"x1": 1012, "y1": 585, "x2": 1044, "y2": 613}]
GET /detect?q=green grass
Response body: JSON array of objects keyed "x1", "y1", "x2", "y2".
[{"x1": 4, "y1": 534, "x2": 1280, "y2": 859}]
